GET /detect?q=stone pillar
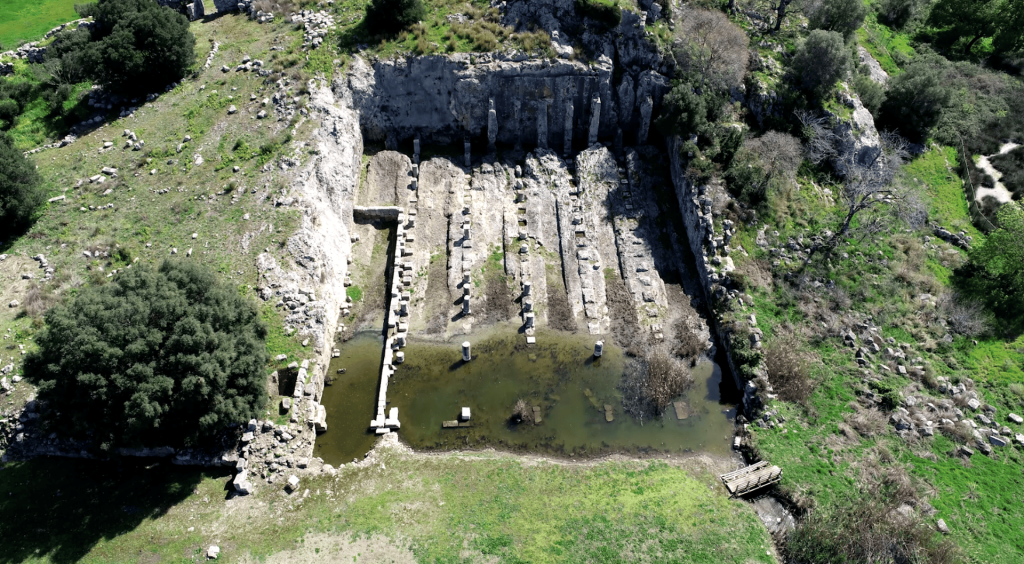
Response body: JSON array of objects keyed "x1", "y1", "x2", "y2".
[
  {"x1": 463, "y1": 224, "x2": 471, "y2": 241},
  {"x1": 513, "y1": 100, "x2": 522, "y2": 151},
  {"x1": 588, "y1": 96, "x2": 601, "y2": 147},
  {"x1": 537, "y1": 100, "x2": 548, "y2": 149},
  {"x1": 413, "y1": 137, "x2": 420, "y2": 157},
  {"x1": 525, "y1": 312, "x2": 535, "y2": 328},
  {"x1": 523, "y1": 300, "x2": 532, "y2": 312},
  {"x1": 395, "y1": 351, "x2": 405, "y2": 364},
  {"x1": 487, "y1": 98, "x2": 498, "y2": 153},
  {"x1": 617, "y1": 75, "x2": 635, "y2": 127},
  {"x1": 638, "y1": 96, "x2": 653, "y2": 145},
  {"x1": 464, "y1": 138, "x2": 471, "y2": 168},
  {"x1": 563, "y1": 98, "x2": 574, "y2": 156},
  {"x1": 523, "y1": 280, "x2": 531, "y2": 296},
  {"x1": 462, "y1": 341, "x2": 471, "y2": 361},
  {"x1": 463, "y1": 296, "x2": 471, "y2": 315},
  {"x1": 614, "y1": 128, "x2": 624, "y2": 156},
  {"x1": 594, "y1": 340, "x2": 604, "y2": 358}
]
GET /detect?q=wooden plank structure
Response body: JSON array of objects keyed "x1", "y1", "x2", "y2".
[{"x1": 720, "y1": 461, "x2": 783, "y2": 497}]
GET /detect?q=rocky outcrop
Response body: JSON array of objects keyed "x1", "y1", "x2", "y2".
[
  {"x1": 857, "y1": 47, "x2": 888, "y2": 85},
  {"x1": 828, "y1": 88, "x2": 882, "y2": 175}
]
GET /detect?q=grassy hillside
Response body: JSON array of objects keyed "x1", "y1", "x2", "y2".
[{"x1": 0, "y1": 0, "x2": 78, "y2": 49}]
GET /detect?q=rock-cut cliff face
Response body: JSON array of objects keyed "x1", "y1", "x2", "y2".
[{"x1": 347, "y1": 54, "x2": 617, "y2": 150}]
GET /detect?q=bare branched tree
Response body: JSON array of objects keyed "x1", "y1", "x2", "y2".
[
  {"x1": 619, "y1": 349, "x2": 693, "y2": 422},
  {"x1": 797, "y1": 111, "x2": 926, "y2": 263},
  {"x1": 672, "y1": 7, "x2": 749, "y2": 92}
]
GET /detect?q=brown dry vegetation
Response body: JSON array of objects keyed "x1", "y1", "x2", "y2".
[{"x1": 763, "y1": 334, "x2": 815, "y2": 405}]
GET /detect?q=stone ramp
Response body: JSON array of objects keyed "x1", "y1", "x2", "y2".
[
  {"x1": 563, "y1": 146, "x2": 619, "y2": 335},
  {"x1": 405, "y1": 157, "x2": 460, "y2": 334},
  {"x1": 604, "y1": 149, "x2": 671, "y2": 328}
]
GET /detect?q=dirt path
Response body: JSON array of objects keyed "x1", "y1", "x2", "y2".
[{"x1": 974, "y1": 142, "x2": 1020, "y2": 204}]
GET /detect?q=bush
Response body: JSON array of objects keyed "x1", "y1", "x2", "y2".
[
  {"x1": 879, "y1": 54, "x2": 951, "y2": 142},
  {"x1": 804, "y1": 0, "x2": 867, "y2": 39},
  {"x1": 24, "y1": 260, "x2": 268, "y2": 448},
  {"x1": 852, "y1": 72, "x2": 885, "y2": 116},
  {"x1": 784, "y1": 490, "x2": 958, "y2": 564},
  {"x1": 86, "y1": 0, "x2": 195, "y2": 95},
  {"x1": 726, "y1": 130, "x2": 802, "y2": 203},
  {"x1": 988, "y1": 145, "x2": 1024, "y2": 200},
  {"x1": 619, "y1": 349, "x2": 693, "y2": 420},
  {"x1": 0, "y1": 132, "x2": 45, "y2": 238},
  {"x1": 791, "y1": 30, "x2": 850, "y2": 96},
  {"x1": 364, "y1": 0, "x2": 426, "y2": 36},
  {"x1": 763, "y1": 336, "x2": 814, "y2": 405}
]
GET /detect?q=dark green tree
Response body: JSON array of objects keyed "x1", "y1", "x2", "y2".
[
  {"x1": 879, "y1": 54, "x2": 951, "y2": 141},
  {"x1": 79, "y1": 0, "x2": 195, "y2": 95},
  {"x1": 928, "y1": 0, "x2": 1024, "y2": 55},
  {"x1": 805, "y1": 0, "x2": 868, "y2": 39},
  {"x1": 0, "y1": 132, "x2": 44, "y2": 238},
  {"x1": 970, "y1": 202, "x2": 1024, "y2": 298},
  {"x1": 24, "y1": 260, "x2": 268, "y2": 448},
  {"x1": 364, "y1": 0, "x2": 427, "y2": 36},
  {"x1": 791, "y1": 30, "x2": 850, "y2": 97}
]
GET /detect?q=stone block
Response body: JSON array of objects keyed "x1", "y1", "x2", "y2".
[
  {"x1": 1009, "y1": 413, "x2": 1023, "y2": 425},
  {"x1": 286, "y1": 475, "x2": 300, "y2": 492}
]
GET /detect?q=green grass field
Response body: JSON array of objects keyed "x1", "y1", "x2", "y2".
[
  {"x1": 0, "y1": 0, "x2": 78, "y2": 50},
  {"x1": 0, "y1": 449, "x2": 777, "y2": 563}
]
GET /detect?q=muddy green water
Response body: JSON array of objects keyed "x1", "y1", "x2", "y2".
[{"x1": 315, "y1": 326, "x2": 738, "y2": 466}]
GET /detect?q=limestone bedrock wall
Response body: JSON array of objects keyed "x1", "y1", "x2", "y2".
[
  {"x1": 348, "y1": 54, "x2": 623, "y2": 149},
  {"x1": 667, "y1": 135, "x2": 764, "y2": 416}
]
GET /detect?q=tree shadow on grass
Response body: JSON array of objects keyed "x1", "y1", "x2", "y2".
[{"x1": 0, "y1": 457, "x2": 226, "y2": 564}]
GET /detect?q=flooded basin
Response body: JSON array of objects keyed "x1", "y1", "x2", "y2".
[
  {"x1": 315, "y1": 325, "x2": 738, "y2": 466},
  {"x1": 313, "y1": 332, "x2": 383, "y2": 464}
]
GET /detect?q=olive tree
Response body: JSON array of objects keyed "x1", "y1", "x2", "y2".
[
  {"x1": 804, "y1": 0, "x2": 868, "y2": 39},
  {"x1": 0, "y1": 132, "x2": 44, "y2": 238},
  {"x1": 791, "y1": 30, "x2": 851, "y2": 97},
  {"x1": 24, "y1": 260, "x2": 268, "y2": 448}
]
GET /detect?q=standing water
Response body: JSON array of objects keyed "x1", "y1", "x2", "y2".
[{"x1": 315, "y1": 324, "x2": 738, "y2": 466}]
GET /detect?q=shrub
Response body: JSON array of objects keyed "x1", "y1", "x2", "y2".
[
  {"x1": 784, "y1": 490, "x2": 958, "y2": 563},
  {"x1": 727, "y1": 130, "x2": 802, "y2": 203},
  {"x1": 0, "y1": 98, "x2": 19, "y2": 123},
  {"x1": 619, "y1": 349, "x2": 693, "y2": 420},
  {"x1": 0, "y1": 132, "x2": 45, "y2": 237},
  {"x1": 87, "y1": 0, "x2": 196, "y2": 95},
  {"x1": 791, "y1": 30, "x2": 850, "y2": 97},
  {"x1": 365, "y1": 0, "x2": 426, "y2": 36},
  {"x1": 804, "y1": 0, "x2": 867, "y2": 39},
  {"x1": 509, "y1": 398, "x2": 533, "y2": 424},
  {"x1": 852, "y1": 72, "x2": 885, "y2": 116},
  {"x1": 24, "y1": 260, "x2": 268, "y2": 448},
  {"x1": 937, "y1": 292, "x2": 988, "y2": 336},
  {"x1": 763, "y1": 335, "x2": 814, "y2": 405},
  {"x1": 879, "y1": 53, "x2": 952, "y2": 141}
]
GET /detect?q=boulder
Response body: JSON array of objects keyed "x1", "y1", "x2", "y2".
[
  {"x1": 989, "y1": 435, "x2": 1008, "y2": 447},
  {"x1": 936, "y1": 519, "x2": 949, "y2": 534},
  {"x1": 232, "y1": 471, "x2": 252, "y2": 495},
  {"x1": 207, "y1": 545, "x2": 220, "y2": 559},
  {"x1": 967, "y1": 398, "x2": 981, "y2": 411},
  {"x1": 1008, "y1": 413, "x2": 1023, "y2": 425}
]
